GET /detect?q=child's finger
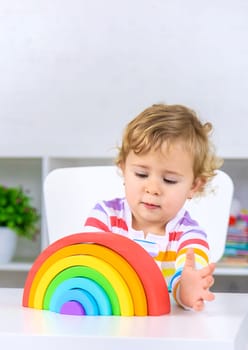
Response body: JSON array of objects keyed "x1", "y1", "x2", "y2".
[
  {"x1": 202, "y1": 289, "x2": 215, "y2": 302},
  {"x1": 202, "y1": 275, "x2": 215, "y2": 289},
  {"x1": 199, "y1": 262, "x2": 216, "y2": 277},
  {"x1": 184, "y1": 247, "x2": 195, "y2": 269},
  {"x1": 192, "y1": 299, "x2": 205, "y2": 311}
]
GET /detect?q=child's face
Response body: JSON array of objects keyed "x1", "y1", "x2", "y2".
[{"x1": 120, "y1": 141, "x2": 202, "y2": 236}]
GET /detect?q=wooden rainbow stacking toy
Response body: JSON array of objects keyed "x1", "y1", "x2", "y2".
[{"x1": 22, "y1": 232, "x2": 171, "y2": 316}]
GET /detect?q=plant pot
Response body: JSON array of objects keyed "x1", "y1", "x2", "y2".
[{"x1": 0, "y1": 227, "x2": 17, "y2": 264}]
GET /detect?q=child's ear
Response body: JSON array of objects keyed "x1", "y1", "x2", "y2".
[
  {"x1": 118, "y1": 161, "x2": 125, "y2": 174},
  {"x1": 188, "y1": 177, "x2": 205, "y2": 198}
]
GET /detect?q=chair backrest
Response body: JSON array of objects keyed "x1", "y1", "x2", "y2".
[{"x1": 44, "y1": 166, "x2": 234, "y2": 262}]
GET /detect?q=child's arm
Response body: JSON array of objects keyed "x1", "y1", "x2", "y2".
[
  {"x1": 83, "y1": 201, "x2": 111, "y2": 232},
  {"x1": 178, "y1": 248, "x2": 215, "y2": 311}
]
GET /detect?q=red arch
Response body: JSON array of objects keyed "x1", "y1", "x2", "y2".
[{"x1": 23, "y1": 232, "x2": 170, "y2": 315}]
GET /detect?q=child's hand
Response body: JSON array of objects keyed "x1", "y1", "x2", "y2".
[{"x1": 179, "y1": 248, "x2": 215, "y2": 311}]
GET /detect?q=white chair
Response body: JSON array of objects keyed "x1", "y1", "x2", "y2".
[{"x1": 44, "y1": 166, "x2": 234, "y2": 263}]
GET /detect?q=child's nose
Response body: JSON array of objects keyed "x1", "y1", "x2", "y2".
[{"x1": 145, "y1": 179, "x2": 161, "y2": 195}]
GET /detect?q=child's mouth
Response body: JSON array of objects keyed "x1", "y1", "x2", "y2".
[{"x1": 142, "y1": 202, "x2": 160, "y2": 209}]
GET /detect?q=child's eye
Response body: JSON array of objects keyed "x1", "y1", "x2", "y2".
[
  {"x1": 163, "y1": 178, "x2": 177, "y2": 184},
  {"x1": 135, "y1": 172, "x2": 148, "y2": 178}
]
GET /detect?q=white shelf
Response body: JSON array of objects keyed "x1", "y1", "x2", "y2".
[
  {"x1": 0, "y1": 262, "x2": 32, "y2": 272},
  {"x1": 1, "y1": 156, "x2": 248, "y2": 289},
  {"x1": 215, "y1": 266, "x2": 248, "y2": 276},
  {"x1": 0, "y1": 156, "x2": 114, "y2": 273}
]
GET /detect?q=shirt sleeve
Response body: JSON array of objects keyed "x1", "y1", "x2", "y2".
[
  {"x1": 83, "y1": 201, "x2": 111, "y2": 232},
  {"x1": 169, "y1": 219, "x2": 210, "y2": 308}
]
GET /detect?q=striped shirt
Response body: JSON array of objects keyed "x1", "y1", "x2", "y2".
[{"x1": 83, "y1": 197, "x2": 209, "y2": 306}]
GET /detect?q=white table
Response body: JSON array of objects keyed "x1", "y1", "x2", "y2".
[{"x1": 0, "y1": 288, "x2": 247, "y2": 350}]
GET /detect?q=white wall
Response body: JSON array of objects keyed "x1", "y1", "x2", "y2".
[{"x1": 1, "y1": 0, "x2": 248, "y2": 157}]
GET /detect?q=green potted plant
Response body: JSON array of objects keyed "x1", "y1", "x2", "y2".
[
  {"x1": 0, "y1": 184, "x2": 40, "y2": 263},
  {"x1": 0, "y1": 184, "x2": 40, "y2": 239}
]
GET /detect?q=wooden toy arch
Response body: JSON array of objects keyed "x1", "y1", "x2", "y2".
[{"x1": 22, "y1": 232, "x2": 171, "y2": 316}]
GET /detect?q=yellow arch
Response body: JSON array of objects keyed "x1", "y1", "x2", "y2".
[
  {"x1": 32, "y1": 255, "x2": 134, "y2": 316},
  {"x1": 28, "y1": 243, "x2": 147, "y2": 315}
]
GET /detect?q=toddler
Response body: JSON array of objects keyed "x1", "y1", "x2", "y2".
[{"x1": 83, "y1": 103, "x2": 222, "y2": 311}]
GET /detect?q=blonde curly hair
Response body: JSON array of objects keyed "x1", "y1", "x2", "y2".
[{"x1": 115, "y1": 103, "x2": 223, "y2": 194}]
